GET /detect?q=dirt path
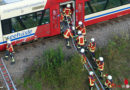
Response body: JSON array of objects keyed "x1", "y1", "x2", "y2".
[
  {"x1": 86, "y1": 14, "x2": 130, "y2": 47},
  {"x1": 0, "y1": 14, "x2": 129, "y2": 88}
]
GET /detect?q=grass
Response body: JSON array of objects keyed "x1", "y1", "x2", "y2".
[
  {"x1": 21, "y1": 34, "x2": 130, "y2": 90},
  {"x1": 22, "y1": 47, "x2": 88, "y2": 90},
  {"x1": 95, "y1": 34, "x2": 130, "y2": 90}
]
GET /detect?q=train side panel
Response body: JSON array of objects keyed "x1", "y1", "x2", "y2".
[{"x1": 84, "y1": 2, "x2": 130, "y2": 26}]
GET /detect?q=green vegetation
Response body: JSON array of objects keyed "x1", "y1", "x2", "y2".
[
  {"x1": 22, "y1": 47, "x2": 88, "y2": 90},
  {"x1": 95, "y1": 35, "x2": 130, "y2": 90},
  {"x1": 21, "y1": 34, "x2": 130, "y2": 90}
]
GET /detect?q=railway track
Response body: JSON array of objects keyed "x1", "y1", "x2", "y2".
[
  {"x1": 72, "y1": 38, "x2": 105, "y2": 90},
  {"x1": 0, "y1": 58, "x2": 17, "y2": 90}
]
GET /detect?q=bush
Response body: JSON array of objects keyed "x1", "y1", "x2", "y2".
[
  {"x1": 23, "y1": 47, "x2": 88, "y2": 90},
  {"x1": 95, "y1": 35, "x2": 130, "y2": 90}
]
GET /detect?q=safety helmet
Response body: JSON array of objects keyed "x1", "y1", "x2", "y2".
[
  {"x1": 91, "y1": 38, "x2": 95, "y2": 42},
  {"x1": 7, "y1": 40, "x2": 11, "y2": 44},
  {"x1": 78, "y1": 21, "x2": 83, "y2": 26},
  {"x1": 72, "y1": 26, "x2": 75, "y2": 31},
  {"x1": 67, "y1": 4, "x2": 71, "y2": 8},
  {"x1": 99, "y1": 57, "x2": 104, "y2": 61},
  {"x1": 78, "y1": 31, "x2": 82, "y2": 35},
  {"x1": 107, "y1": 75, "x2": 112, "y2": 80},
  {"x1": 80, "y1": 48, "x2": 85, "y2": 53},
  {"x1": 89, "y1": 71, "x2": 94, "y2": 75}
]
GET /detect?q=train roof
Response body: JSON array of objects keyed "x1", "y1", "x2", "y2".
[
  {"x1": 0, "y1": 0, "x2": 47, "y2": 20},
  {"x1": 0, "y1": 0, "x2": 22, "y2": 6}
]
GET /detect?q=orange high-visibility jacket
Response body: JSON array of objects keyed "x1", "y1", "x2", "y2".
[
  {"x1": 60, "y1": 13, "x2": 64, "y2": 22},
  {"x1": 105, "y1": 80, "x2": 112, "y2": 88},
  {"x1": 6, "y1": 44, "x2": 14, "y2": 53},
  {"x1": 95, "y1": 59, "x2": 104, "y2": 71},
  {"x1": 76, "y1": 35, "x2": 85, "y2": 46},
  {"x1": 81, "y1": 55, "x2": 86, "y2": 64},
  {"x1": 97, "y1": 61, "x2": 104, "y2": 71},
  {"x1": 88, "y1": 42, "x2": 96, "y2": 52},
  {"x1": 64, "y1": 29, "x2": 73, "y2": 39},
  {"x1": 76, "y1": 26, "x2": 86, "y2": 36},
  {"x1": 63, "y1": 8, "x2": 72, "y2": 17},
  {"x1": 88, "y1": 75, "x2": 95, "y2": 86}
]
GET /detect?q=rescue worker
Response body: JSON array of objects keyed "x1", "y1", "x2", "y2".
[
  {"x1": 60, "y1": 12, "x2": 65, "y2": 22},
  {"x1": 76, "y1": 21, "x2": 86, "y2": 36},
  {"x1": 63, "y1": 26, "x2": 74, "y2": 48},
  {"x1": 5, "y1": 40, "x2": 15, "y2": 65},
  {"x1": 88, "y1": 38, "x2": 96, "y2": 57},
  {"x1": 63, "y1": 4, "x2": 72, "y2": 24},
  {"x1": 80, "y1": 48, "x2": 86, "y2": 64},
  {"x1": 88, "y1": 71, "x2": 95, "y2": 90},
  {"x1": 76, "y1": 31, "x2": 85, "y2": 49},
  {"x1": 94, "y1": 57, "x2": 104, "y2": 78},
  {"x1": 104, "y1": 75, "x2": 113, "y2": 90},
  {"x1": 60, "y1": 12, "x2": 65, "y2": 30}
]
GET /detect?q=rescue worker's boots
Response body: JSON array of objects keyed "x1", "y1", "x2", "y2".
[
  {"x1": 89, "y1": 86, "x2": 93, "y2": 90},
  {"x1": 4, "y1": 56, "x2": 9, "y2": 61},
  {"x1": 77, "y1": 45, "x2": 81, "y2": 49},
  {"x1": 66, "y1": 42, "x2": 71, "y2": 49},
  {"x1": 99, "y1": 71, "x2": 103, "y2": 80},
  {"x1": 11, "y1": 57, "x2": 15, "y2": 65}
]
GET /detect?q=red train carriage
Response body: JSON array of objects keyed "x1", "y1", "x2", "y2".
[{"x1": 0, "y1": 0, "x2": 129, "y2": 51}]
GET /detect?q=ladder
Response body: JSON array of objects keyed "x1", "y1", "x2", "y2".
[{"x1": 0, "y1": 58, "x2": 17, "y2": 90}]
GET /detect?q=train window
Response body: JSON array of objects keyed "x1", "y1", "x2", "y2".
[
  {"x1": 122, "y1": 0, "x2": 130, "y2": 4},
  {"x1": 85, "y1": 0, "x2": 128, "y2": 15},
  {"x1": 2, "y1": 9, "x2": 50, "y2": 35},
  {"x1": 85, "y1": 0, "x2": 106, "y2": 15},
  {"x1": 1, "y1": 19, "x2": 12, "y2": 35},
  {"x1": 38, "y1": 9, "x2": 50, "y2": 25},
  {"x1": 106, "y1": 0, "x2": 121, "y2": 9}
]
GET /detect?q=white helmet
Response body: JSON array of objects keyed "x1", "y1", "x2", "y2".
[
  {"x1": 67, "y1": 4, "x2": 71, "y2": 8},
  {"x1": 89, "y1": 71, "x2": 94, "y2": 75},
  {"x1": 99, "y1": 57, "x2": 104, "y2": 61},
  {"x1": 91, "y1": 38, "x2": 95, "y2": 42},
  {"x1": 7, "y1": 40, "x2": 11, "y2": 44},
  {"x1": 78, "y1": 21, "x2": 83, "y2": 26},
  {"x1": 107, "y1": 75, "x2": 112, "y2": 80},
  {"x1": 80, "y1": 48, "x2": 85, "y2": 53},
  {"x1": 78, "y1": 31, "x2": 82, "y2": 35},
  {"x1": 72, "y1": 26, "x2": 75, "y2": 31}
]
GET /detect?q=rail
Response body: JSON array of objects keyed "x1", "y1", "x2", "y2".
[
  {"x1": 0, "y1": 58, "x2": 17, "y2": 90},
  {"x1": 72, "y1": 36, "x2": 105, "y2": 90}
]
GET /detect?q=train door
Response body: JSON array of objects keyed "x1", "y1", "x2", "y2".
[
  {"x1": 76, "y1": 0, "x2": 85, "y2": 26},
  {"x1": 60, "y1": 1, "x2": 75, "y2": 33},
  {"x1": 50, "y1": 4, "x2": 60, "y2": 36}
]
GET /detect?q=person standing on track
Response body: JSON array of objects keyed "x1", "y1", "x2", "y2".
[
  {"x1": 63, "y1": 26, "x2": 74, "y2": 48},
  {"x1": 80, "y1": 48, "x2": 86, "y2": 71},
  {"x1": 80, "y1": 48, "x2": 86, "y2": 64},
  {"x1": 88, "y1": 38, "x2": 96, "y2": 57},
  {"x1": 88, "y1": 71, "x2": 96, "y2": 90},
  {"x1": 104, "y1": 75, "x2": 113, "y2": 90},
  {"x1": 4, "y1": 40, "x2": 15, "y2": 65},
  {"x1": 94, "y1": 57, "x2": 104, "y2": 79},
  {"x1": 76, "y1": 21, "x2": 87, "y2": 36},
  {"x1": 76, "y1": 31, "x2": 85, "y2": 49},
  {"x1": 63, "y1": 4, "x2": 73, "y2": 25}
]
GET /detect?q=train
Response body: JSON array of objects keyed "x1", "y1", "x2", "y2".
[{"x1": 0, "y1": 0, "x2": 129, "y2": 51}]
